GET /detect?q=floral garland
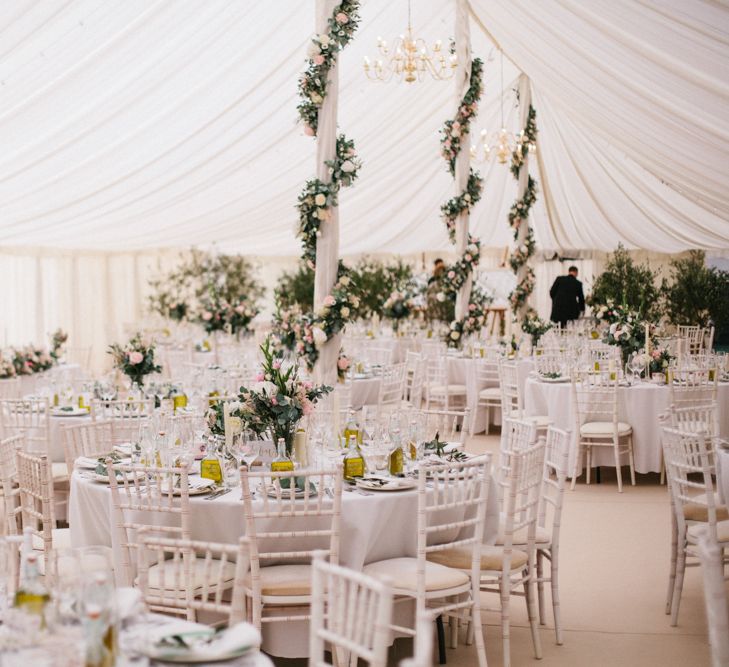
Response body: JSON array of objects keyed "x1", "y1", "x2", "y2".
[
  {"x1": 291, "y1": 1, "x2": 362, "y2": 370},
  {"x1": 508, "y1": 105, "x2": 539, "y2": 315},
  {"x1": 437, "y1": 56, "x2": 487, "y2": 347},
  {"x1": 297, "y1": 1, "x2": 361, "y2": 136},
  {"x1": 297, "y1": 135, "x2": 362, "y2": 267}
]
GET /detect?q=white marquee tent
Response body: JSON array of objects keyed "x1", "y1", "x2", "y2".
[{"x1": 0, "y1": 0, "x2": 727, "y2": 358}]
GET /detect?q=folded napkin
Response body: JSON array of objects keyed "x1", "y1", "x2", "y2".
[{"x1": 148, "y1": 621, "x2": 261, "y2": 661}]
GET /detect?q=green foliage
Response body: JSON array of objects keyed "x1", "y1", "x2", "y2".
[
  {"x1": 274, "y1": 263, "x2": 315, "y2": 311},
  {"x1": 349, "y1": 257, "x2": 413, "y2": 319},
  {"x1": 661, "y1": 251, "x2": 729, "y2": 332},
  {"x1": 588, "y1": 245, "x2": 661, "y2": 320}
]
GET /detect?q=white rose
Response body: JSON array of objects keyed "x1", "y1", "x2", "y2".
[
  {"x1": 314, "y1": 193, "x2": 326, "y2": 206},
  {"x1": 340, "y1": 307, "x2": 350, "y2": 318},
  {"x1": 307, "y1": 42, "x2": 320, "y2": 58},
  {"x1": 450, "y1": 331, "x2": 461, "y2": 340},
  {"x1": 253, "y1": 381, "x2": 277, "y2": 396},
  {"x1": 436, "y1": 292, "x2": 446, "y2": 302},
  {"x1": 228, "y1": 400, "x2": 241, "y2": 412},
  {"x1": 350, "y1": 296, "x2": 360, "y2": 308},
  {"x1": 312, "y1": 326, "x2": 328, "y2": 348},
  {"x1": 310, "y1": 92, "x2": 323, "y2": 104},
  {"x1": 341, "y1": 160, "x2": 355, "y2": 173},
  {"x1": 339, "y1": 276, "x2": 350, "y2": 287},
  {"x1": 318, "y1": 34, "x2": 330, "y2": 47}
]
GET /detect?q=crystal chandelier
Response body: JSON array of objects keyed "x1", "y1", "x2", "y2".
[
  {"x1": 470, "y1": 51, "x2": 535, "y2": 164},
  {"x1": 363, "y1": 0, "x2": 457, "y2": 83}
]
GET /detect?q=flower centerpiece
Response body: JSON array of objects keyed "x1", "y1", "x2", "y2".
[
  {"x1": 49, "y1": 329, "x2": 68, "y2": 362},
  {"x1": 648, "y1": 347, "x2": 673, "y2": 376},
  {"x1": 601, "y1": 304, "x2": 649, "y2": 365},
  {"x1": 108, "y1": 333, "x2": 162, "y2": 390},
  {"x1": 520, "y1": 311, "x2": 553, "y2": 348},
  {"x1": 228, "y1": 338, "x2": 332, "y2": 455},
  {"x1": 337, "y1": 351, "x2": 351, "y2": 382},
  {"x1": 383, "y1": 290, "x2": 415, "y2": 331},
  {"x1": 198, "y1": 291, "x2": 259, "y2": 337}
]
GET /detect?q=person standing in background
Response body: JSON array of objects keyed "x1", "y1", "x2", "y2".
[{"x1": 549, "y1": 265, "x2": 585, "y2": 327}]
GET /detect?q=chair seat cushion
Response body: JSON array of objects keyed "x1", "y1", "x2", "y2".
[
  {"x1": 684, "y1": 495, "x2": 728, "y2": 522},
  {"x1": 494, "y1": 525, "x2": 551, "y2": 546},
  {"x1": 478, "y1": 387, "x2": 502, "y2": 400},
  {"x1": 147, "y1": 556, "x2": 236, "y2": 593},
  {"x1": 244, "y1": 564, "x2": 311, "y2": 597},
  {"x1": 428, "y1": 384, "x2": 467, "y2": 396},
  {"x1": 427, "y1": 545, "x2": 528, "y2": 572},
  {"x1": 32, "y1": 527, "x2": 71, "y2": 552},
  {"x1": 687, "y1": 519, "x2": 729, "y2": 544},
  {"x1": 580, "y1": 421, "x2": 632, "y2": 437},
  {"x1": 364, "y1": 557, "x2": 469, "y2": 592},
  {"x1": 51, "y1": 462, "x2": 69, "y2": 482},
  {"x1": 509, "y1": 411, "x2": 551, "y2": 428}
]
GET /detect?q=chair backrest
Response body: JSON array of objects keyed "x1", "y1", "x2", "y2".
[
  {"x1": 419, "y1": 408, "x2": 471, "y2": 445},
  {"x1": 403, "y1": 352, "x2": 424, "y2": 408},
  {"x1": 107, "y1": 461, "x2": 191, "y2": 586},
  {"x1": 661, "y1": 427, "x2": 717, "y2": 542},
  {"x1": 497, "y1": 439, "x2": 546, "y2": 564},
  {"x1": 0, "y1": 398, "x2": 50, "y2": 454},
  {"x1": 419, "y1": 340, "x2": 447, "y2": 359},
  {"x1": 91, "y1": 399, "x2": 154, "y2": 444},
  {"x1": 239, "y1": 467, "x2": 342, "y2": 628},
  {"x1": 500, "y1": 418, "x2": 537, "y2": 483},
  {"x1": 309, "y1": 551, "x2": 394, "y2": 667},
  {"x1": 667, "y1": 402, "x2": 719, "y2": 439},
  {"x1": 474, "y1": 359, "x2": 500, "y2": 389},
  {"x1": 377, "y1": 363, "x2": 407, "y2": 409},
  {"x1": 668, "y1": 368, "x2": 718, "y2": 407},
  {"x1": 534, "y1": 350, "x2": 568, "y2": 376},
  {"x1": 417, "y1": 457, "x2": 491, "y2": 602},
  {"x1": 15, "y1": 448, "x2": 55, "y2": 557},
  {"x1": 0, "y1": 378, "x2": 20, "y2": 400},
  {"x1": 362, "y1": 346, "x2": 395, "y2": 366},
  {"x1": 0, "y1": 434, "x2": 23, "y2": 535},
  {"x1": 62, "y1": 419, "x2": 115, "y2": 477},
  {"x1": 570, "y1": 370, "x2": 618, "y2": 432},
  {"x1": 539, "y1": 426, "x2": 570, "y2": 536},
  {"x1": 677, "y1": 325, "x2": 705, "y2": 355},
  {"x1": 138, "y1": 532, "x2": 250, "y2": 624},
  {"x1": 696, "y1": 528, "x2": 729, "y2": 667},
  {"x1": 498, "y1": 360, "x2": 521, "y2": 417}
]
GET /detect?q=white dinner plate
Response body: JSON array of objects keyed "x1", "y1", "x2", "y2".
[
  {"x1": 355, "y1": 476, "x2": 416, "y2": 492},
  {"x1": 51, "y1": 407, "x2": 89, "y2": 417},
  {"x1": 538, "y1": 375, "x2": 569, "y2": 383}
]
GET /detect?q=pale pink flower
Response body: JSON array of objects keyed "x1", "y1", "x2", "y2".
[
  {"x1": 313, "y1": 54, "x2": 325, "y2": 65},
  {"x1": 270, "y1": 396, "x2": 278, "y2": 406},
  {"x1": 304, "y1": 125, "x2": 315, "y2": 137},
  {"x1": 335, "y1": 12, "x2": 348, "y2": 23},
  {"x1": 337, "y1": 357, "x2": 350, "y2": 370},
  {"x1": 255, "y1": 372, "x2": 265, "y2": 382},
  {"x1": 323, "y1": 295, "x2": 336, "y2": 307},
  {"x1": 302, "y1": 398, "x2": 314, "y2": 415},
  {"x1": 448, "y1": 271, "x2": 456, "y2": 279},
  {"x1": 202, "y1": 311, "x2": 213, "y2": 321},
  {"x1": 272, "y1": 360, "x2": 282, "y2": 370},
  {"x1": 128, "y1": 351, "x2": 144, "y2": 365}
]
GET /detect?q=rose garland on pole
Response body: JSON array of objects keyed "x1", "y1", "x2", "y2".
[
  {"x1": 508, "y1": 104, "x2": 539, "y2": 315},
  {"x1": 283, "y1": 0, "x2": 361, "y2": 370},
  {"x1": 437, "y1": 56, "x2": 491, "y2": 347}
]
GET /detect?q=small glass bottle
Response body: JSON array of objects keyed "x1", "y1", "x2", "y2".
[
  {"x1": 388, "y1": 428, "x2": 404, "y2": 476},
  {"x1": 343, "y1": 410, "x2": 362, "y2": 446},
  {"x1": 270, "y1": 438, "x2": 294, "y2": 473},
  {"x1": 83, "y1": 572, "x2": 117, "y2": 667},
  {"x1": 343, "y1": 435, "x2": 365, "y2": 481},
  {"x1": 200, "y1": 436, "x2": 224, "y2": 484},
  {"x1": 14, "y1": 527, "x2": 50, "y2": 618}
]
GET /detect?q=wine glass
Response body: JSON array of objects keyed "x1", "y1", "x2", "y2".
[{"x1": 626, "y1": 352, "x2": 645, "y2": 385}]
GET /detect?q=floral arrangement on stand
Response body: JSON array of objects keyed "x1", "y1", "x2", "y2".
[
  {"x1": 600, "y1": 305, "x2": 658, "y2": 366},
  {"x1": 108, "y1": 333, "x2": 162, "y2": 390},
  {"x1": 289, "y1": 0, "x2": 362, "y2": 371},
  {"x1": 198, "y1": 289, "x2": 259, "y2": 337},
  {"x1": 508, "y1": 104, "x2": 539, "y2": 317},
  {"x1": 383, "y1": 289, "x2": 417, "y2": 330},
  {"x1": 223, "y1": 339, "x2": 332, "y2": 455},
  {"x1": 521, "y1": 311, "x2": 553, "y2": 347},
  {"x1": 437, "y1": 56, "x2": 488, "y2": 348},
  {"x1": 49, "y1": 329, "x2": 68, "y2": 362},
  {"x1": 648, "y1": 347, "x2": 673, "y2": 375}
]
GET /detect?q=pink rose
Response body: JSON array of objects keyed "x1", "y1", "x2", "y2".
[
  {"x1": 128, "y1": 351, "x2": 144, "y2": 365},
  {"x1": 448, "y1": 271, "x2": 456, "y2": 279},
  {"x1": 270, "y1": 396, "x2": 278, "y2": 406},
  {"x1": 324, "y1": 295, "x2": 336, "y2": 307},
  {"x1": 313, "y1": 54, "x2": 325, "y2": 66},
  {"x1": 255, "y1": 372, "x2": 265, "y2": 382},
  {"x1": 303, "y1": 381, "x2": 313, "y2": 390},
  {"x1": 202, "y1": 311, "x2": 213, "y2": 321},
  {"x1": 302, "y1": 398, "x2": 314, "y2": 416},
  {"x1": 272, "y1": 360, "x2": 282, "y2": 370},
  {"x1": 464, "y1": 254, "x2": 472, "y2": 262},
  {"x1": 304, "y1": 125, "x2": 315, "y2": 137},
  {"x1": 337, "y1": 357, "x2": 350, "y2": 370},
  {"x1": 335, "y1": 12, "x2": 348, "y2": 23}
]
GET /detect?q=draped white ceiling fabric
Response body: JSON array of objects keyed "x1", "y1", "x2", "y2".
[{"x1": 0, "y1": 0, "x2": 726, "y2": 255}]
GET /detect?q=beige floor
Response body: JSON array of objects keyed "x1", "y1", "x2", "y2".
[{"x1": 274, "y1": 433, "x2": 715, "y2": 667}]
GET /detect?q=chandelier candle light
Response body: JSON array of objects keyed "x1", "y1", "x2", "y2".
[{"x1": 363, "y1": 0, "x2": 457, "y2": 83}]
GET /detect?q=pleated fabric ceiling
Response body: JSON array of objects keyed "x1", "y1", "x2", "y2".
[{"x1": 0, "y1": 0, "x2": 726, "y2": 255}]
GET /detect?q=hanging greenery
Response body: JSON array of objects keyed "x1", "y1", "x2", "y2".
[
  {"x1": 437, "y1": 55, "x2": 489, "y2": 347},
  {"x1": 507, "y1": 104, "x2": 539, "y2": 316}
]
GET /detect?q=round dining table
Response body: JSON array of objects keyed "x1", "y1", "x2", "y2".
[
  {"x1": 69, "y1": 466, "x2": 499, "y2": 658},
  {"x1": 524, "y1": 376, "x2": 729, "y2": 474}
]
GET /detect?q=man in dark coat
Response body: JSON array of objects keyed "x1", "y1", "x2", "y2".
[{"x1": 549, "y1": 266, "x2": 585, "y2": 327}]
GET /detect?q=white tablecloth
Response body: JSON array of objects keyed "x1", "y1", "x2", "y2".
[
  {"x1": 350, "y1": 377, "x2": 381, "y2": 409},
  {"x1": 524, "y1": 378, "x2": 729, "y2": 474},
  {"x1": 69, "y1": 469, "x2": 499, "y2": 657}
]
